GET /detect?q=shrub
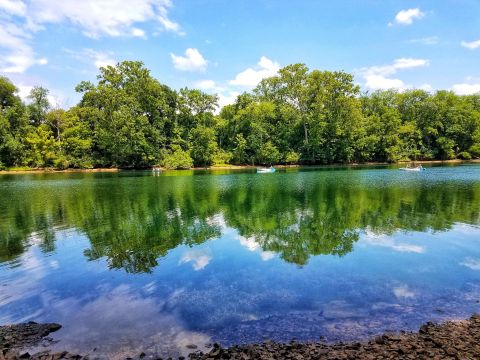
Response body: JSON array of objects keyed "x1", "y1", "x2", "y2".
[
  {"x1": 162, "y1": 145, "x2": 193, "y2": 170},
  {"x1": 458, "y1": 151, "x2": 472, "y2": 160},
  {"x1": 257, "y1": 141, "x2": 280, "y2": 165},
  {"x1": 54, "y1": 156, "x2": 70, "y2": 169},
  {"x1": 285, "y1": 151, "x2": 300, "y2": 164},
  {"x1": 213, "y1": 150, "x2": 232, "y2": 166}
]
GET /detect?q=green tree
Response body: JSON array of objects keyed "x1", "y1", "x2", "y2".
[
  {"x1": 189, "y1": 126, "x2": 218, "y2": 166},
  {"x1": 27, "y1": 86, "x2": 50, "y2": 126}
]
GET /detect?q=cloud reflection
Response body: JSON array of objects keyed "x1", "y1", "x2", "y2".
[
  {"x1": 393, "y1": 285, "x2": 415, "y2": 299},
  {"x1": 460, "y1": 257, "x2": 480, "y2": 270},
  {"x1": 179, "y1": 249, "x2": 212, "y2": 271},
  {"x1": 40, "y1": 285, "x2": 210, "y2": 359},
  {"x1": 237, "y1": 235, "x2": 276, "y2": 261},
  {"x1": 362, "y1": 232, "x2": 425, "y2": 253}
]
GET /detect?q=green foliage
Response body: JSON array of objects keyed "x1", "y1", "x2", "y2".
[
  {"x1": 1, "y1": 62, "x2": 480, "y2": 169},
  {"x1": 458, "y1": 151, "x2": 472, "y2": 160},
  {"x1": 162, "y1": 145, "x2": 193, "y2": 169},
  {"x1": 189, "y1": 125, "x2": 218, "y2": 166},
  {"x1": 25, "y1": 124, "x2": 58, "y2": 167},
  {"x1": 213, "y1": 149, "x2": 232, "y2": 166},
  {"x1": 257, "y1": 141, "x2": 280, "y2": 165},
  {"x1": 285, "y1": 151, "x2": 300, "y2": 164},
  {"x1": 27, "y1": 86, "x2": 50, "y2": 126}
]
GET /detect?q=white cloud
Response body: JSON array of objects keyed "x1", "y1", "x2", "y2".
[
  {"x1": 17, "y1": 83, "x2": 65, "y2": 108},
  {"x1": 359, "y1": 58, "x2": 429, "y2": 90},
  {"x1": 131, "y1": 28, "x2": 146, "y2": 38},
  {"x1": 461, "y1": 39, "x2": 480, "y2": 50},
  {"x1": 0, "y1": 21, "x2": 47, "y2": 73},
  {"x1": 171, "y1": 48, "x2": 208, "y2": 72},
  {"x1": 365, "y1": 76, "x2": 405, "y2": 90},
  {"x1": 419, "y1": 83, "x2": 433, "y2": 92},
  {"x1": 195, "y1": 79, "x2": 218, "y2": 90},
  {"x1": 87, "y1": 50, "x2": 116, "y2": 69},
  {"x1": 0, "y1": 0, "x2": 27, "y2": 16},
  {"x1": 21, "y1": 0, "x2": 182, "y2": 38},
  {"x1": 407, "y1": 36, "x2": 439, "y2": 45},
  {"x1": 393, "y1": 58, "x2": 429, "y2": 69},
  {"x1": 217, "y1": 91, "x2": 240, "y2": 109},
  {"x1": 65, "y1": 48, "x2": 116, "y2": 69},
  {"x1": 0, "y1": 0, "x2": 181, "y2": 73},
  {"x1": 229, "y1": 56, "x2": 280, "y2": 87},
  {"x1": 193, "y1": 80, "x2": 240, "y2": 111},
  {"x1": 393, "y1": 285, "x2": 415, "y2": 299},
  {"x1": 393, "y1": 8, "x2": 425, "y2": 25},
  {"x1": 461, "y1": 257, "x2": 480, "y2": 270},
  {"x1": 452, "y1": 83, "x2": 480, "y2": 95}
]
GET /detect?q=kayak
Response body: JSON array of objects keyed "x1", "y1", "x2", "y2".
[
  {"x1": 257, "y1": 167, "x2": 276, "y2": 173},
  {"x1": 400, "y1": 166, "x2": 425, "y2": 171}
]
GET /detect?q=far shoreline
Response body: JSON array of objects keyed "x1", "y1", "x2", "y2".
[{"x1": 1, "y1": 159, "x2": 479, "y2": 175}]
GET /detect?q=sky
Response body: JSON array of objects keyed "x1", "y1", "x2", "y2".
[{"x1": 0, "y1": 0, "x2": 479, "y2": 108}]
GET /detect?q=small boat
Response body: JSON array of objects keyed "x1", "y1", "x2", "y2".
[
  {"x1": 400, "y1": 165, "x2": 425, "y2": 172},
  {"x1": 257, "y1": 166, "x2": 276, "y2": 174}
]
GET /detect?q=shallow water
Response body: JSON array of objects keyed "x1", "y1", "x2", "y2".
[{"x1": 1, "y1": 164, "x2": 480, "y2": 358}]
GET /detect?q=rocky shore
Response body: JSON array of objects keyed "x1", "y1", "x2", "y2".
[{"x1": 1, "y1": 315, "x2": 480, "y2": 360}]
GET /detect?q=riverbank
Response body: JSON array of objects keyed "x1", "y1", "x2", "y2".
[
  {"x1": 1, "y1": 315, "x2": 479, "y2": 359},
  {"x1": 1, "y1": 159, "x2": 479, "y2": 174}
]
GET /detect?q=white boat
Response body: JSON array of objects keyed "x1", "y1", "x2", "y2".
[
  {"x1": 257, "y1": 167, "x2": 276, "y2": 174},
  {"x1": 400, "y1": 165, "x2": 425, "y2": 171}
]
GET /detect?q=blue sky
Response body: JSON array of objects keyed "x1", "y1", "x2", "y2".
[{"x1": 0, "y1": 0, "x2": 479, "y2": 108}]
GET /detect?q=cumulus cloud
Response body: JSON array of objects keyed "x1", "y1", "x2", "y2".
[
  {"x1": 20, "y1": 0, "x2": 182, "y2": 38},
  {"x1": 65, "y1": 48, "x2": 116, "y2": 69},
  {"x1": 229, "y1": 56, "x2": 280, "y2": 87},
  {"x1": 391, "y1": 8, "x2": 425, "y2": 26},
  {"x1": 0, "y1": 21, "x2": 47, "y2": 73},
  {"x1": 452, "y1": 83, "x2": 480, "y2": 95},
  {"x1": 461, "y1": 39, "x2": 480, "y2": 50},
  {"x1": 193, "y1": 80, "x2": 240, "y2": 110},
  {"x1": 358, "y1": 58, "x2": 429, "y2": 90},
  {"x1": 195, "y1": 79, "x2": 221, "y2": 91},
  {"x1": 131, "y1": 28, "x2": 146, "y2": 38},
  {"x1": 217, "y1": 91, "x2": 240, "y2": 109},
  {"x1": 419, "y1": 84, "x2": 433, "y2": 92},
  {"x1": 171, "y1": 48, "x2": 208, "y2": 72},
  {"x1": 0, "y1": 0, "x2": 181, "y2": 73},
  {"x1": 0, "y1": 0, "x2": 27, "y2": 16}
]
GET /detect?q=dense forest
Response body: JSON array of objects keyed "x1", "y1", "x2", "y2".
[{"x1": 1, "y1": 61, "x2": 480, "y2": 170}]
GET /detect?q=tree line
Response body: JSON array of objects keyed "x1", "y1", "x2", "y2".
[{"x1": 1, "y1": 61, "x2": 480, "y2": 170}]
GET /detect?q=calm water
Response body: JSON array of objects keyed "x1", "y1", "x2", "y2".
[{"x1": 1, "y1": 165, "x2": 480, "y2": 358}]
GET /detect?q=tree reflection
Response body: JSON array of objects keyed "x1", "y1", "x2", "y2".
[{"x1": 1, "y1": 169, "x2": 479, "y2": 272}]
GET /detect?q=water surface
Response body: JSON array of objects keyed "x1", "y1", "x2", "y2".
[{"x1": 1, "y1": 165, "x2": 480, "y2": 358}]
